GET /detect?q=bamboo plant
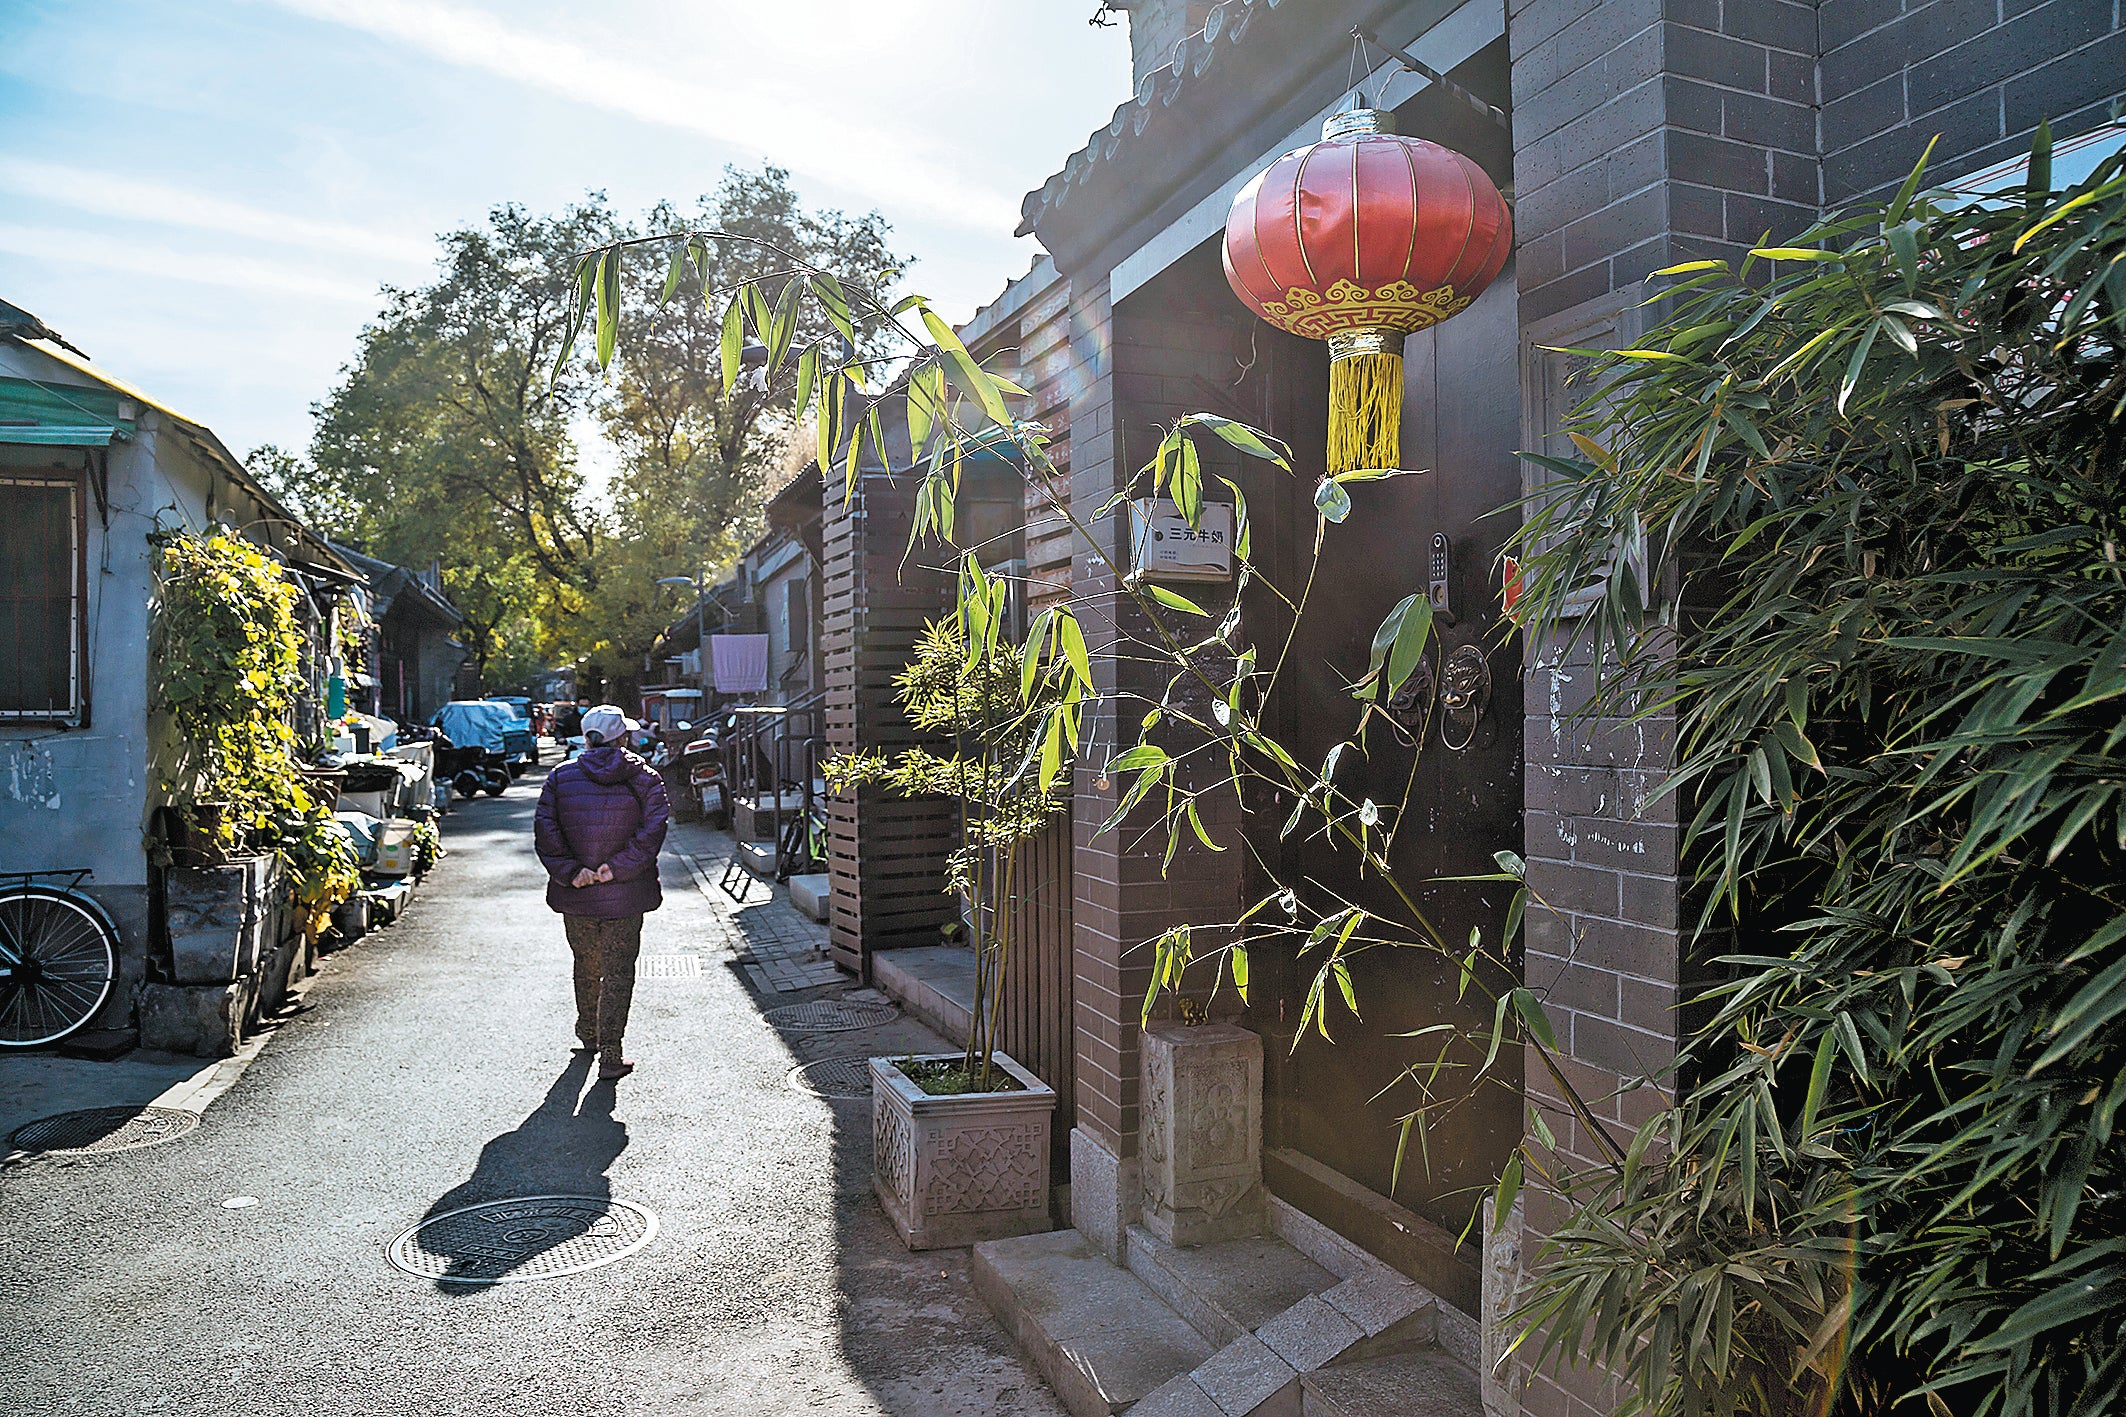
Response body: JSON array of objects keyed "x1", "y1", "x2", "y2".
[{"x1": 824, "y1": 575, "x2": 1072, "y2": 1091}]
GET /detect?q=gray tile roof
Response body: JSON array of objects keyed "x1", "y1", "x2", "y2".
[{"x1": 1016, "y1": 0, "x2": 1285, "y2": 238}]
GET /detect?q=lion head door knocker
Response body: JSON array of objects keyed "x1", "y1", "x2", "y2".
[
  {"x1": 1439, "y1": 642, "x2": 1493, "y2": 752},
  {"x1": 1387, "y1": 649, "x2": 1436, "y2": 737}
]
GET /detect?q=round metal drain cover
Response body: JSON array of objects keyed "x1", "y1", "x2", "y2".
[
  {"x1": 790, "y1": 1056, "x2": 874, "y2": 1100},
  {"x1": 10, "y1": 1106, "x2": 199, "y2": 1156},
  {"x1": 387, "y1": 1196, "x2": 657, "y2": 1285},
  {"x1": 765, "y1": 999, "x2": 898, "y2": 1032}
]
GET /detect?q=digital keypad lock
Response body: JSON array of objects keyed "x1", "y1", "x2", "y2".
[{"x1": 1427, "y1": 532, "x2": 1452, "y2": 618}]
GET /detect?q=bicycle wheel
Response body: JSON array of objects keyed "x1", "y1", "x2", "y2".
[{"x1": 0, "y1": 886, "x2": 119, "y2": 1048}]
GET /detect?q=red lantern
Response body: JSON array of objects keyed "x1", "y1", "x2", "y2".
[{"x1": 1223, "y1": 109, "x2": 1512, "y2": 475}]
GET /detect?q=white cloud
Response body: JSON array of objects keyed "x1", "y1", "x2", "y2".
[
  {"x1": 0, "y1": 224, "x2": 379, "y2": 305},
  {"x1": 0, "y1": 157, "x2": 436, "y2": 265},
  {"x1": 262, "y1": 0, "x2": 1023, "y2": 232},
  {"x1": 0, "y1": 157, "x2": 435, "y2": 265}
]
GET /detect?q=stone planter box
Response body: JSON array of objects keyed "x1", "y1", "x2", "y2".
[{"x1": 872, "y1": 1051, "x2": 1057, "y2": 1251}]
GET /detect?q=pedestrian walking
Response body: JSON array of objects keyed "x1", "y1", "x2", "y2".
[{"x1": 533, "y1": 704, "x2": 670, "y2": 1081}]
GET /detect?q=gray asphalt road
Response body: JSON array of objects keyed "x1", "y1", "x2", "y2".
[{"x1": 0, "y1": 768, "x2": 1064, "y2": 1417}]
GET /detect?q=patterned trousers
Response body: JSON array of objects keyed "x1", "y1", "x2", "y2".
[{"x1": 563, "y1": 914, "x2": 643, "y2": 1055}]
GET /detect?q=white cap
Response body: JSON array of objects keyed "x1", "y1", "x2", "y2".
[{"x1": 580, "y1": 704, "x2": 640, "y2": 745}]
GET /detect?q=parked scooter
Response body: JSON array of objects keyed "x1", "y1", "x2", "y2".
[
  {"x1": 681, "y1": 728, "x2": 725, "y2": 828},
  {"x1": 433, "y1": 737, "x2": 509, "y2": 800}
]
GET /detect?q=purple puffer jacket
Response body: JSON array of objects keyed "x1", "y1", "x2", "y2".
[{"x1": 533, "y1": 746, "x2": 670, "y2": 918}]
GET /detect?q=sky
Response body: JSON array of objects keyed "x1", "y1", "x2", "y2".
[{"x1": 0, "y1": 1, "x2": 1133, "y2": 461}]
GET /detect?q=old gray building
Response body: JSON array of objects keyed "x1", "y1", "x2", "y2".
[{"x1": 1, "y1": 300, "x2": 353, "y2": 1044}]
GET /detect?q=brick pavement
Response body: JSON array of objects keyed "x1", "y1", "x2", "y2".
[{"x1": 670, "y1": 831, "x2": 842, "y2": 993}]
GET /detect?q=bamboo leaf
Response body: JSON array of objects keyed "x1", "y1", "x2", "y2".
[
  {"x1": 1314, "y1": 478, "x2": 1352, "y2": 522},
  {"x1": 1837, "y1": 317, "x2": 1882, "y2": 415},
  {"x1": 1144, "y1": 584, "x2": 1210, "y2": 617},
  {"x1": 1059, "y1": 613, "x2": 1093, "y2": 693},
  {"x1": 1495, "y1": 1151, "x2": 1523, "y2": 1228},
  {"x1": 1387, "y1": 593, "x2": 1435, "y2": 697},
  {"x1": 593, "y1": 247, "x2": 621, "y2": 369},
  {"x1": 1511, "y1": 988, "x2": 1558, "y2": 1050},
  {"x1": 658, "y1": 240, "x2": 686, "y2": 309},
  {"x1": 921, "y1": 308, "x2": 1010, "y2": 426},
  {"x1": 793, "y1": 343, "x2": 817, "y2": 421},
  {"x1": 1181, "y1": 413, "x2": 1292, "y2": 469},
  {"x1": 720, "y1": 290, "x2": 745, "y2": 392}
]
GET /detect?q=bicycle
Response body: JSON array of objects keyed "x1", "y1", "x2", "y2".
[{"x1": 0, "y1": 869, "x2": 121, "y2": 1048}]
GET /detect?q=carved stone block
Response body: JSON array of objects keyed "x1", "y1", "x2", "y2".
[
  {"x1": 1141, "y1": 1022, "x2": 1265, "y2": 1246},
  {"x1": 871, "y1": 1051, "x2": 1057, "y2": 1251}
]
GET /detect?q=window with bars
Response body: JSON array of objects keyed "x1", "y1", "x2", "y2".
[{"x1": 0, "y1": 471, "x2": 85, "y2": 720}]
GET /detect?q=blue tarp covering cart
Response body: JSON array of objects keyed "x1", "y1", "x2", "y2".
[{"x1": 432, "y1": 701, "x2": 515, "y2": 752}]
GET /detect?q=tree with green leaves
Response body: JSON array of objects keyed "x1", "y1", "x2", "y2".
[
  {"x1": 573, "y1": 167, "x2": 906, "y2": 692},
  {"x1": 263, "y1": 168, "x2": 905, "y2": 694}
]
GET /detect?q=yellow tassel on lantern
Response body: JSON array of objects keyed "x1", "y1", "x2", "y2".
[{"x1": 1326, "y1": 329, "x2": 1403, "y2": 475}]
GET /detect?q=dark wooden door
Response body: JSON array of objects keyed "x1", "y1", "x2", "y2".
[{"x1": 1250, "y1": 275, "x2": 1525, "y2": 1236}]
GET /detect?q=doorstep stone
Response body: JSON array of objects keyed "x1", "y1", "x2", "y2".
[
  {"x1": 787, "y1": 873, "x2": 830, "y2": 922},
  {"x1": 1126, "y1": 1223, "x2": 1337, "y2": 1346},
  {"x1": 872, "y1": 946, "x2": 976, "y2": 1047},
  {"x1": 1255, "y1": 1294, "x2": 1366, "y2": 1373},
  {"x1": 1320, "y1": 1270, "x2": 1438, "y2": 1346},
  {"x1": 735, "y1": 839, "x2": 777, "y2": 879},
  {"x1": 972, "y1": 1228, "x2": 1213, "y2": 1417},
  {"x1": 56, "y1": 1026, "x2": 140, "y2": 1061},
  {"x1": 1297, "y1": 1347, "x2": 1482, "y2": 1417},
  {"x1": 1189, "y1": 1334, "x2": 1301, "y2": 1416},
  {"x1": 1130, "y1": 1373, "x2": 1228, "y2": 1417}
]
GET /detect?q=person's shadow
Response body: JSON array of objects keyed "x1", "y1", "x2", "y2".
[{"x1": 408, "y1": 1055, "x2": 630, "y2": 1291}]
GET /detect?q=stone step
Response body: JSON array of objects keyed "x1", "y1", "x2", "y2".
[
  {"x1": 1125, "y1": 1224, "x2": 1337, "y2": 1348},
  {"x1": 734, "y1": 839, "x2": 777, "y2": 879},
  {"x1": 973, "y1": 1229, "x2": 1215, "y2": 1417},
  {"x1": 1299, "y1": 1348, "x2": 1481, "y2": 1417},
  {"x1": 786, "y1": 872, "x2": 830, "y2": 922},
  {"x1": 1127, "y1": 1266, "x2": 1443, "y2": 1417},
  {"x1": 872, "y1": 945, "x2": 977, "y2": 1047}
]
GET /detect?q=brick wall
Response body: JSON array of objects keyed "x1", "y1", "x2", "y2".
[
  {"x1": 1065, "y1": 272, "x2": 1257, "y2": 1154},
  {"x1": 1061, "y1": 274, "x2": 1137, "y2": 1149},
  {"x1": 1509, "y1": 4, "x2": 1817, "y2": 1414},
  {"x1": 1822, "y1": 0, "x2": 2126, "y2": 201}
]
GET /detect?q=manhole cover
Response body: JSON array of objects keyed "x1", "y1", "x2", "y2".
[
  {"x1": 9, "y1": 1106, "x2": 200, "y2": 1156},
  {"x1": 790, "y1": 1056, "x2": 875, "y2": 1100},
  {"x1": 764, "y1": 999, "x2": 898, "y2": 1032},
  {"x1": 387, "y1": 1196, "x2": 658, "y2": 1285},
  {"x1": 635, "y1": 954, "x2": 702, "y2": 979}
]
